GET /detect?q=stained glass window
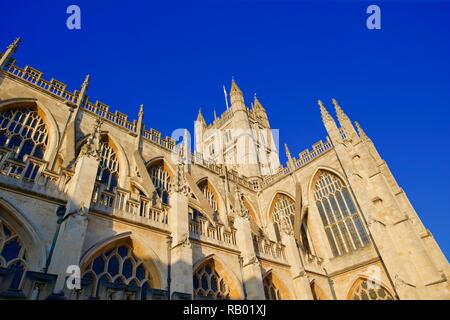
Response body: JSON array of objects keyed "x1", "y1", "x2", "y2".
[
  {"x1": 263, "y1": 274, "x2": 281, "y2": 300},
  {"x1": 193, "y1": 260, "x2": 230, "y2": 300},
  {"x1": 96, "y1": 138, "x2": 119, "y2": 192},
  {"x1": 351, "y1": 278, "x2": 394, "y2": 300},
  {"x1": 148, "y1": 162, "x2": 171, "y2": 205},
  {"x1": 0, "y1": 107, "x2": 48, "y2": 162},
  {"x1": 271, "y1": 194, "x2": 295, "y2": 241},
  {"x1": 314, "y1": 171, "x2": 369, "y2": 257},
  {"x1": 0, "y1": 218, "x2": 27, "y2": 290},
  {"x1": 81, "y1": 245, "x2": 152, "y2": 300}
]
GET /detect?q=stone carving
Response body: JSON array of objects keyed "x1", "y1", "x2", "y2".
[
  {"x1": 179, "y1": 233, "x2": 192, "y2": 248},
  {"x1": 80, "y1": 117, "x2": 103, "y2": 160},
  {"x1": 233, "y1": 186, "x2": 249, "y2": 219},
  {"x1": 174, "y1": 161, "x2": 190, "y2": 196}
]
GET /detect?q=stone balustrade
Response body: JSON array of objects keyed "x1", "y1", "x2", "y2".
[
  {"x1": 252, "y1": 234, "x2": 287, "y2": 263},
  {"x1": 301, "y1": 250, "x2": 325, "y2": 274},
  {"x1": 2, "y1": 61, "x2": 176, "y2": 153},
  {"x1": 0, "y1": 148, "x2": 71, "y2": 200},
  {"x1": 91, "y1": 185, "x2": 169, "y2": 229},
  {"x1": 189, "y1": 216, "x2": 237, "y2": 248},
  {"x1": 1, "y1": 58, "x2": 333, "y2": 195}
]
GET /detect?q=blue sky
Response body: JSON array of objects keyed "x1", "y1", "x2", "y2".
[{"x1": 2, "y1": 1, "x2": 449, "y2": 258}]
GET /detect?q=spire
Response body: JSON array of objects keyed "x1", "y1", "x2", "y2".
[
  {"x1": 332, "y1": 98, "x2": 348, "y2": 123},
  {"x1": 196, "y1": 108, "x2": 206, "y2": 124},
  {"x1": 213, "y1": 110, "x2": 217, "y2": 121},
  {"x1": 284, "y1": 143, "x2": 295, "y2": 170},
  {"x1": 183, "y1": 128, "x2": 190, "y2": 164},
  {"x1": 8, "y1": 37, "x2": 21, "y2": 51},
  {"x1": 136, "y1": 104, "x2": 144, "y2": 132},
  {"x1": 230, "y1": 78, "x2": 245, "y2": 108},
  {"x1": 284, "y1": 143, "x2": 292, "y2": 161},
  {"x1": 77, "y1": 74, "x2": 90, "y2": 107},
  {"x1": 253, "y1": 94, "x2": 265, "y2": 111},
  {"x1": 332, "y1": 98, "x2": 357, "y2": 139},
  {"x1": 355, "y1": 121, "x2": 368, "y2": 140},
  {"x1": 230, "y1": 78, "x2": 243, "y2": 96},
  {"x1": 318, "y1": 100, "x2": 334, "y2": 123},
  {"x1": 0, "y1": 37, "x2": 21, "y2": 69},
  {"x1": 317, "y1": 99, "x2": 341, "y2": 143}
]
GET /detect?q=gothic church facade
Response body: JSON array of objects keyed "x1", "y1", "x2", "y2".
[{"x1": 0, "y1": 38, "x2": 448, "y2": 300}]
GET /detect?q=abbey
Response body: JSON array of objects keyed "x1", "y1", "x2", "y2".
[{"x1": 0, "y1": 38, "x2": 448, "y2": 300}]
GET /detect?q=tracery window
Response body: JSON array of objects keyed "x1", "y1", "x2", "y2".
[
  {"x1": 0, "y1": 218, "x2": 28, "y2": 290},
  {"x1": 263, "y1": 274, "x2": 281, "y2": 300},
  {"x1": 148, "y1": 162, "x2": 171, "y2": 205},
  {"x1": 198, "y1": 180, "x2": 219, "y2": 215},
  {"x1": 81, "y1": 245, "x2": 152, "y2": 300},
  {"x1": 351, "y1": 278, "x2": 394, "y2": 300},
  {"x1": 96, "y1": 138, "x2": 119, "y2": 192},
  {"x1": 271, "y1": 194, "x2": 295, "y2": 242},
  {"x1": 314, "y1": 171, "x2": 369, "y2": 257},
  {"x1": 0, "y1": 107, "x2": 48, "y2": 162},
  {"x1": 193, "y1": 261, "x2": 230, "y2": 300}
]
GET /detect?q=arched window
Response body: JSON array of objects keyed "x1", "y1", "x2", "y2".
[
  {"x1": 81, "y1": 245, "x2": 152, "y2": 300},
  {"x1": 350, "y1": 278, "x2": 394, "y2": 300},
  {"x1": 96, "y1": 138, "x2": 119, "y2": 192},
  {"x1": 193, "y1": 260, "x2": 230, "y2": 300},
  {"x1": 198, "y1": 179, "x2": 219, "y2": 221},
  {"x1": 314, "y1": 171, "x2": 369, "y2": 257},
  {"x1": 148, "y1": 161, "x2": 171, "y2": 205},
  {"x1": 263, "y1": 274, "x2": 281, "y2": 300},
  {"x1": 300, "y1": 214, "x2": 312, "y2": 255},
  {"x1": 0, "y1": 107, "x2": 48, "y2": 162},
  {"x1": 0, "y1": 218, "x2": 28, "y2": 290},
  {"x1": 271, "y1": 194, "x2": 295, "y2": 242}
]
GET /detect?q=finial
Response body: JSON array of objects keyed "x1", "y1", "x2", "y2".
[
  {"x1": 83, "y1": 74, "x2": 90, "y2": 87},
  {"x1": 1, "y1": 37, "x2": 21, "y2": 68},
  {"x1": 284, "y1": 143, "x2": 292, "y2": 161},
  {"x1": 332, "y1": 98, "x2": 348, "y2": 121},
  {"x1": 7, "y1": 37, "x2": 21, "y2": 52},
  {"x1": 197, "y1": 108, "x2": 205, "y2": 123},
  {"x1": 318, "y1": 100, "x2": 333, "y2": 122},
  {"x1": 213, "y1": 110, "x2": 217, "y2": 120},
  {"x1": 139, "y1": 104, "x2": 144, "y2": 116},
  {"x1": 76, "y1": 74, "x2": 90, "y2": 107},
  {"x1": 354, "y1": 121, "x2": 368, "y2": 139}
]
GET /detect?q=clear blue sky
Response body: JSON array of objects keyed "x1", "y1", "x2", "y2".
[{"x1": 2, "y1": 1, "x2": 449, "y2": 258}]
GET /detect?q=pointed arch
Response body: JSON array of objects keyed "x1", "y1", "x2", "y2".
[
  {"x1": 146, "y1": 156, "x2": 176, "y2": 177},
  {"x1": 262, "y1": 269, "x2": 293, "y2": 300},
  {"x1": 196, "y1": 177, "x2": 224, "y2": 222},
  {"x1": 76, "y1": 132, "x2": 129, "y2": 188},
  {"x1": 307, "y1": 166, "x2": 347, "y2": 204},
  {"x1": 0, "y1": 197, "x2": 46, "y2": 271},
  {"x1": 80, "y1": 232, "x2": 163, "y2": 295},
  {"x1": 347, "y1": 276, "x2": 394, "y2": 300},
  {"x1": 146, "y1": 157, "x2": 174, "y2": 206},
  {"x1": 193, "y1": 254, "x2": 244, "y2": 300},
  {"x1": 309, "y1": 168, "x2": 370, "y2": 257},
  {"x1": 267, "y1": 192, "x2": 296, "y2": 242},
  {"x1": 0, "y1": 98, "x2": 59, "y2": 166}
]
